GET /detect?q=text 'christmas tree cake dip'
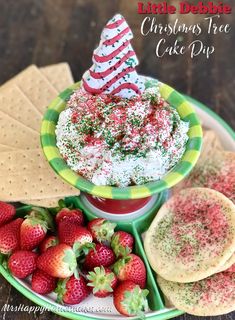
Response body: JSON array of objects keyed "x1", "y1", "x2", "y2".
[{"x1": 56, "y1": 14, "x2": 189, "y2": 187}]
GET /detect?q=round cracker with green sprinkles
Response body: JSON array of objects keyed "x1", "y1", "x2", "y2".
[
  {"x1": 220, "y1": 252, "x2": 235, "y2": 273},
  {"x1": 144, "y1": 188, "x2": 235, "y2": 283},
  {"x1": 174, "y1": 151, "x2": 235, "y2": 204},
  {"x1": 157, "y1": 272, "x2": 235, "y2": 316}
]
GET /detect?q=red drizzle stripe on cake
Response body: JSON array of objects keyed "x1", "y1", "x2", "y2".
[
  {"x1": 82, "y1": 67, "x2": 136, "y2": 94},
  {"x1": 103, "y1": 27, "x2": 131, "y2": 46},
  {"x1": 93, "y1": 41, "x2": 129, "y2": 63},
  {"x1": 90, "y1": 51, "x2": 135, "y2": 79},
  {"x1": 111, "y1": 83, "x2": 141, "y2": 95},
  {"x1": 106, "y1": 17, "x2": 125, "y2": 29}
]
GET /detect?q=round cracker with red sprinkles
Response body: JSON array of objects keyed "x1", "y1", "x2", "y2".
[
  {"x1": 174, "y1": 151, "x2": 235, "y2": 204},
  {"x1": 220, "y1": 253, "x2": 235, "y2": 273},
  {"x1": 144, "y1": 188, "x2": 235, "y2": 283},
  {"x1": 157, "y1": 271, "x2": 235, "y2": 316}
]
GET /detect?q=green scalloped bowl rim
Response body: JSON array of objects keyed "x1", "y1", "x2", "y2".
[{"x1": 40, "y1": 81, "x2": 203, "y2": 199}]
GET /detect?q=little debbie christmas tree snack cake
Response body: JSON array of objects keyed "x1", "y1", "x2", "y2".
[
  {"x1": 55, "y1": 14, "x2": 197, "y2": 189},
  {"x1": 82, "y1": 14, "x2": 145, "y2": 98}
]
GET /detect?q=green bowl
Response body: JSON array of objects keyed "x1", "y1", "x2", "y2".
[{"x1": 41, "y1": 79, "x2": 203, "y2": 199}]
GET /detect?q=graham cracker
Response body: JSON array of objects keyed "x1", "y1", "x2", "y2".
[
  {"x1": 1, "y1": 65, "x2": 58, "y2": 115},
  {"x1": 40, "y1": 63, "x2": 74, "y2": 92},
  {"x1": 21, "y1": 197, "x2": 64, "y2": 208},
  {"x1": 0, "y1": 85, "x2": 42, "y2": 132},
  {"x1": 0, "y1": 111, "x2": 39, "y2": 149},
  {"x1": 0, "y1": 144, "x2": 17, "y2": 152},
  {"x1": 0, "y1": 149, "x2": 80, "y2": 202}
]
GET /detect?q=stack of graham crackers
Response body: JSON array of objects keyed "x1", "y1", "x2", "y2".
[{"x1": 0, "y1": 63, "x2": 80, "y2": 207}]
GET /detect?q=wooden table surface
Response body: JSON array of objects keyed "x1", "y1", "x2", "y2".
[{"x1": 0, "y1": 1, "x2": 234, "y2": 320}]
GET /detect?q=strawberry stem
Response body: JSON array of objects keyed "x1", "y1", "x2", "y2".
[
  {"x1": 111, "y1": 233, "x2": 131, "y2": 257},
  {"x1": 73, "y1": 242, "x2": 94, "y2": 258},
  {"x1": 30, "y1": 207, "x2": 55, "y2": 231},
  {"x1": 112, "y1": 255, "x2": 131, "y2": 274},
  {"x1": 122, "y1": 286, "x2": 149, "y2": 316},
  {"x1": 1, "y1": 255, "x2": 9, "y2": 271},
  {"x1": 55, "y1": 278, "x2": 68, "y2": 304},
  {"x1": 87, "y1": 266, "x2": 114, "y2": 294},
  {"x1": 93, "y1": 221, "x2": 117, "y2": 243}
]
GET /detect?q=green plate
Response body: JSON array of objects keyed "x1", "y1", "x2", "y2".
[
  {"x1": 1, "y1": 97, "x2": 234, "y2": 320},
  {"x1": 41, "y1": 79, "x2": 203, "y2": 199}
]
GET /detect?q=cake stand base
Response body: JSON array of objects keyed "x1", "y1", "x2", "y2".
[{"x1": 79, "y1": 192, "x2": 166, "y2": 222}]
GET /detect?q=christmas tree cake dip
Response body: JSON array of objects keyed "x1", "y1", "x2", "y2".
[{"x1": 56, "y1": 14, "x2": 189, "y2": 187}]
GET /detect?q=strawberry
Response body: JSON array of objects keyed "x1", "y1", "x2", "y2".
[
  {"x1": 0, "y1": 202, "x2": 16, "y2": 227},
  {"x1": 113, "y1": 281, "x2": 149, "y2": 316},
  {"x1": 87, "y1": 218, "x2": 116, "y2": 243},
  {"x1": 20, "y1": 216, "x2": 48, "y2": 250},
  {"x1": 0, "y1": 218, "x2": 23, "y2": 255},
  {"x1": 111, "y1": 231, "x2": 134, "y2": 258},
  {"x1": 37, "y1": 243, "x2": 77, "y2": 278},
  {"x1": 20, "y1": 207, "x2": 53, "y2": 251},
  {"x1": 58, "y1": 220, "x2": 93, "y2": 254},
  {"x1": 39, "y1": 235, "x2": 58, "y2": 253},
  {"x1": 113, "y1": 254, "x2": 146, "y2": 288},
  {"x1": 31, "y1": 269, "x2": 57, "y2": 294},
  {"x1": 87, "y1": 266, "x2": 118, "y2": 298},
  {"x1": 84, "y1": 244, "x2": 116, "y2": 271},
  {"x1": 8, "y1": 250, "x2": 38, "y2": 279},
  {"x1": 55, "y1": 275, "x2": 90, "y2": 305},
  {"x1": 56, "y1": 208, "x2": 84, "y2": 226}
]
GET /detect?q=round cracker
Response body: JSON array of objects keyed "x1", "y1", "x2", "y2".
[
  {"x1": 144, "y1": 188, "x2": 235, "y2": 283},
  {"x1": 201, "y1": 129, "x2": 223, "y2": 156},
  {"x1": 157, "y1": 272, "x2": 235, "y2": 316},
  {"x1": 174, "y1": 151, "x2": 235, "y2": 203},
  {"x1": 220, "y1": 253, "x2": 235, "y2": 272}
]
